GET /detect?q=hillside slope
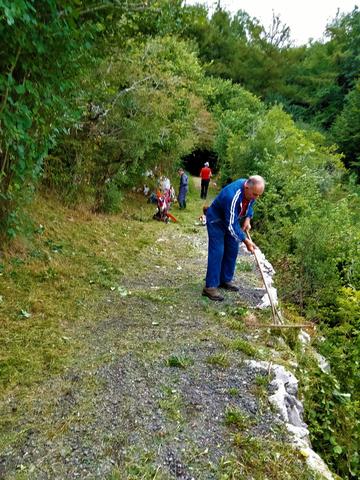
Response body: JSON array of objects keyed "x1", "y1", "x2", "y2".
[{"x1": 0, "y1": 179, "x2": 331, "y2": 479}]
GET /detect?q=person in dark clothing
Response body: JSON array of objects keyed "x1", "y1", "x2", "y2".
[
  {"x1": 199, "y1": 162, "x2": 212, "y2": 199},
  {"x1": 202, "y1": 175, "x2": 265, "y2": 301},
  {"x1": 177, "y1": 168, "x2": 189, "y2": 209}
]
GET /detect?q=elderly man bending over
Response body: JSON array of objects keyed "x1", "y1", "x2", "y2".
[{"x1": 202, "y1": 175, "x2": 265, "y2": 301}]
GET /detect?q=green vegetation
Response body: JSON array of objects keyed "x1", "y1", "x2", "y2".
[
  {"x1": 206, "y1": 353, "x2": 230, "y2": 368},
  {"x1": 159, "y1": 386, "x2": 184, "y2": 422},
  {"x1": 218, "y1": 434, "x2": 322, "y2": 480},
  {"x1": 166, "y1": 355, "x2": 194, "y2": 369},
  {"x1": 250, "y1": 375, "x2": 271, "y2": 407},
  {"x1": 108, "y1": 450, "x2": 164, "y2": 480},
  {"x1": 301, "y1": 288, "x2": 360, "y2": 478},
  {"x1": 1, "y1": 1, "x2": 359, "y2": 478},
  {"x1": 186, "y1": 6, "x2": 360, "y2": 171},
  {"x1": 236, "y1": 259, "x2": 253, "y2": 272},
  {"x1": 228, "y1": 387, "x2": 239, "y2": 396},
  {"x1": 0, "y1": 196, "x2": 158, "y2": 395},
  {"x1": 224, "y1": 407, "x2": 252, "y2": 429},
  {"x1": 230, "y1": 338, "x2": 259, "y2": 358}
]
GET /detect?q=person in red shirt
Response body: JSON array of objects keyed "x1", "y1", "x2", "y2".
[{"x1": 200, "y1": 162, "x2": 212, "y2": 199}]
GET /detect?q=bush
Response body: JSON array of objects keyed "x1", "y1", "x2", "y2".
[
  {"x1": 99, "y1": 183, "x2": 123, "y2": 214},
  {"x1": 293, "y1": 200, "x2": 360, "y2": 310},
  {"x1": 301, "y1": 288, "x2": 360, "y2": 479},
  {"x1": 44, "y1": 36, "x2": 208, "y2": 212},
  {"x1": 303, "y1": 367, "x2": 359, "y2": 478}
]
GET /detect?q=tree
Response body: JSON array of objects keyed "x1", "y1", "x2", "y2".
[
  {"x1": 0, "y1": 0, "x2": 92, "y2": 235},
  {"x1": 184, "y1": 6, "x2": 296, "y2": 101},
  {"x1": 44, "y1": 35, "x2": 210, "y2": 211},
  {"x1": 0, "y1": 0, "x2": 183, "y2": 236},
  {"x1": 263, "y1": 11, "x2": 291, "y2": 48},
  {"x1": 326, "y1": 7, "x2": 360, "y2": 93},
  {"x1": 331, "y1": 80, "x2": 360, "y2": 172}
]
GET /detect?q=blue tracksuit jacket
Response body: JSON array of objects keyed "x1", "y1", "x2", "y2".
[
  {"x1": 208, "y1": 179, "x2": 254, "y2": 241},
  {"x1": 205, "y1": 179, "x2": 255, "y2": 287}
]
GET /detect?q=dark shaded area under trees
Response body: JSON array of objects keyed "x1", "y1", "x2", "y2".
[{"x1": 182, "y1": 149, "x2": 218, "y2": 176}]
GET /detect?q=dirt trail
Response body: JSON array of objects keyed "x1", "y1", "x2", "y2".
[{"x1": 0, "y1": 182, "x2": 312, "y2": 479}]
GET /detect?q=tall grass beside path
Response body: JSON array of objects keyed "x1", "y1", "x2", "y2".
[{"x1": 0, "y1": 194, "x2": 159, "y2": 398}]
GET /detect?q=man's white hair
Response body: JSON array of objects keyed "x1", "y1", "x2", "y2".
[{"x1": 247, "y1": 175, "x2": 265, "y2": 188}]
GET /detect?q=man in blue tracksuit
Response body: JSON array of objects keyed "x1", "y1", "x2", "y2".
[{"x1": 202, "y1": 175, "x2": 265, "y2": 301}]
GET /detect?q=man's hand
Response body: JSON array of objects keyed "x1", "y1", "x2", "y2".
[
  {"x1": 243, "y1": 238, "x2": 256, "y2": 253},
  {"x1": 242, "y1": 217, "x2": 251, "y2": 232}
]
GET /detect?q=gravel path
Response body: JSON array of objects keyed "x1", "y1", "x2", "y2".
[{"x1": 0, "y1": 205, "x2": 312, "y2": 479}]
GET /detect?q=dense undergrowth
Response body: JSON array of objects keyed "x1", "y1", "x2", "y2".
[{"x1": 213, "y1": 88, "x2": 360, "y2": 479}]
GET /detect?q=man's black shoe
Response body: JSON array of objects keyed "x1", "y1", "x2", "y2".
[{"x1": 219, "y1": 282, "x2": 239, "y2": 292}]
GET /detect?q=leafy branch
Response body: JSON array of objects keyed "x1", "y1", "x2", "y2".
[
  {"x1": 59, "y1": 1, "x2": 160, "y2": 18},
  {"x1": 0, "y1": 46, "x2": 22, "y2": 117}
]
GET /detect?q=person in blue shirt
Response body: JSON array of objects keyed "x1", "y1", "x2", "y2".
[
  {"x1": 202, "y1": 175, "x2": 265, "y2": 301},
  {"x1": 177, "y1": 168, "x2": 189, "y2": 209}
]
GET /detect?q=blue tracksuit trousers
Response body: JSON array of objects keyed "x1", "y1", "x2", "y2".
[{"x1": 205, "y1": 210, "x2": 239, "y2": 288}]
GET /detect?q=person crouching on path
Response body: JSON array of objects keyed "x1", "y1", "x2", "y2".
[
  {"x1": 202, "y1": 175, "x2": 265, "y2": 301},
  {"x1": 178, "y1": 168, "x2": 189, "y2": 209},
  {"x1": 200, "y1": 162, "x2": 212, "y2": 199}
]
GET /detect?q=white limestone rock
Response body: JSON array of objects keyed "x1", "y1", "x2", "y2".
[{"x1": 246, "y1": 360, "x2": 334, "y2": 479}]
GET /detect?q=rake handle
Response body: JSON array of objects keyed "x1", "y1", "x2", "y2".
[{"x1": 245, "y1": 231, "x2": 282, "y2": 324}]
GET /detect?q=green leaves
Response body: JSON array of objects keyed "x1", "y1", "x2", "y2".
[
  {"x1": 45, "y1": 34, "x2": 208, "y2": 210},
  {"x1": 14, "y1": 83, "x2": 25, "y2": 95},
  {"x1": 331, "y1": 79, "x2": 360, "y2": 169},
  {"x1": 303, "y1": 361, "x2": 359, "y2": 478},
  {"x1": 0, "y1": 0, "x2": 107, "y2": 234}
]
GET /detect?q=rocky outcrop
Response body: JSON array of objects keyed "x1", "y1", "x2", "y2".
[{"x1": 246, "y1": 360, "x2": 334, "y2": 480}]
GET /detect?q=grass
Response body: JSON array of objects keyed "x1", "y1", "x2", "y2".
[
  {"x1": 225, "y1": 318, "x2": 245, "y2": 331},
  {"x1": 224, "y1": 406, "x2": 253, "y2": 429},
  {"x1": 228, "y1": 387, "x2": 239, "y2": 396},
  {"x1": 0, "y1": 181, "x2": 206, "y2": 449},
  {"x1": 230, "y1": 337, "x2": 259, "y2": 358},
  {"x1": 236, "y1": 258, "x2": 253, "y2": 272},
  {"x1": 206, "y1": 353, "x2": 230, "y2": 368},
  {"x1": 217, "y1": 434, "x2": 323, "y2": 480},
  {"x1": 108, "y1": 450, "x2": 166, "y2": 479},
  {"x1": 0, "y1": 179, "x2": 319, "y2": 479},
  {"x1": 249, "y1": 374, "x2": 272, "y2": 411},
  {"x1": 159, "y1": 386, "x2": 184, "y2": 422},
  {"x1": 216, "y1": 305, "x2": 249, "y2": 332},
  {"x1": 0, "y1": 193, "x2": 160, "y2": 397},
  {"x1": 166, "y1": 355, "x2": 194, "y2": 369},
  {"x1": 226, "y1": 305, "x2": 248, "y2": 317},
  {"x1": 255, "y1": 373, "x2": 270, "y2": 388}
]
